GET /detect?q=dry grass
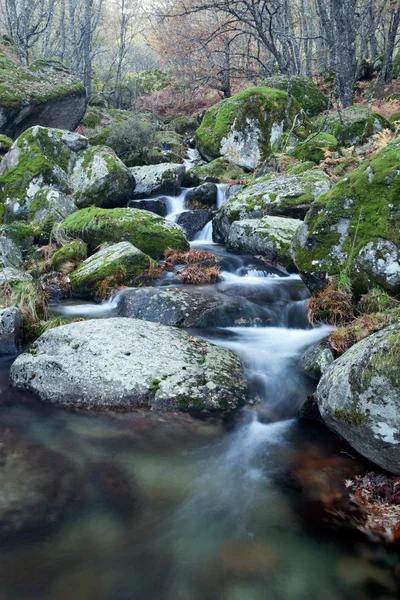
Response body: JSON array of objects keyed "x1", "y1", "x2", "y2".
[
  {"x1": 175, "y1": 265, "x2": 221, "y2": 284},
  {"x1": 307, "y1": 278, "x2": 354, "y2": 326},
  {"x1": 329, "y1": 313, "x2": 390, "y2": 356},
  {"x1": 164, "y1": 248, "x2": 220, "y2": 268},
  {"x1": 135, "y1": 263, "x2": 164, "y2": 287}
]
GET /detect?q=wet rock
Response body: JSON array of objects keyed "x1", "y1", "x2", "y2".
[
  {"x1": 299, "y1": 341, "x2": 334, "y2": 380},
  {"x1": 130, "y1": 163, "x2": 185, "y2": 198},
  {"x1": 219, "y1": 539, "x2": 278, "y2": 576},
  {"x1": 87, "y1": 461, "x2": 140, "y2": 518},
  {"x1": 70, "y1": 242, "x2": 155, "y2": 298},
  {"x1": 10, "y1": 318, "x2": 248, "y2": 412},
  {"x1": 177, "y1": 210, "x2": 213, "y2": 240},
  {"x1": 316, "y1": 324, "x2": 400, "y2": 474},
  {"x1": 0, "y1": 424, "x2": 80, "y2": 535},
  {"x1": 127, "y1": 197, "x2": 167, "y2": 217},
  {"x1": 0, "y1": 307, "x2": 23, "y2": 355},
  {"x1": 227, "y1": 216, "x2": 302, "y2": 269},
  {"x1": 185, "y1": 183, "x2": 218, "y2": 208}
]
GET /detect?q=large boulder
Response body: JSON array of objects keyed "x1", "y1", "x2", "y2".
[
  {"x1": 227, "y1": 216, "x2": 302, "y2": 268},
  {"x1": 59, "y1": 207, "x2": 189, "y2": 258},
  {"x1": 10, "y1": 318, "x2": 248, "y2": 412},
  {"x1": 263, "y1": 76, "x2": 330, "y2": 117},
  {"x1": 0, "y1": 424, "x2": 80, "y2": 535},
  {"x1": 71, "y1": 146, "x2": 135, "y2": 209},
  {"x1": 316, "y1": 324, "x2": 400, "y2": 474},
  {"x1": 195, "y1": 87, "x2": 303, "y2": 170},
  {"x1": 130, "y1": 163, "x2": 185, "y2": 198},
  {"x1": 0, "y1": 51, "x2": 86, "y2": 138},
  {"x1": 214, "y1": 170, "x2": 330, "y2": 242},
  {"x1": 70, "y1": 242, "x2": 155, "y2": 297},
  {"x1": 0, "y1": 307, "x2": 23, "y2": 355},
  {"x1": 315, "y1": 106, "x2": 390, "y2": 147},
  {"x1": 292, "y1": 137, "x2": 400, "y2": 295}
]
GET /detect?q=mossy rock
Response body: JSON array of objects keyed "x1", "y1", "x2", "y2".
[
  {"x1": 292, "y1": 136, "x2": 400, "y2": 295},
  {"x1": 214, "y1": 169, "x2": 331, "y2": 242},
  {"x1": 263, "y1": 76, "x2": 329, "y2": 117},
  {"x1": 153, "y1": 131, "x2": 185, "y2": 163},
  {"x1": 195, "y1": 87, "x2": 304, "y2": 170},
  {"x1": 166, "y1": 114, "x2": 198, "y2": 136},
  {"x1": 59, "y1": 207, "x2": 189, "y2": 258},
  {"x1": 292, "y1": 133, "x2": 338, "y2": 164},
  {"x1": 285, "y1": 161, "x2": 316, "y2": 175},
  {"x1": 316, "y1": 106, "x2": 390, "y2": 147},
  {"x1": 0, "y1": 50, "x2": 86, "y2": 138},
  {"x1": 70, "y1": 242, "x2": 155, "y2": 298},
  {"x1": 0, "y1": 134, "x2": 13, "y2": 156},
  {"x1": 389, "y1": 112, "x2": 400, "y2": 124},
  {"x1": 51, "y1": 240, "x2": 88, "y2": 270},
  {"x1": 183, "y1": 158, "x2": 251, "y2": 185},
  {"x1": 28, "y1": 188, "x2": 77, "y2": 229}
]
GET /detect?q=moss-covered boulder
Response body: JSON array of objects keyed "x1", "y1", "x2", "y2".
[
  {"x1": 214, "y1": 169, "x2": 330, "y2": 242},
  {"x1": 130, "y1": 163, "x2": 185, "y2": 198},
  {"x1": 182, "y1": 158, "x2": 250, "y2": 186},
  {"x1": 51, "y1": 240, "x2": 88, "y2": 270},
  {"x1": 153, "y1": 130, "x2": 185, "y2": 164},
  {"x1": 195, "y1": 87, "x2": 303, "y2": 170},
  {"x1": 226, "y1": 215, "x2": 302, "y2": 268},
  {"x1": 0, "y1": 134, "x2": 12, "y2": 157},
  {"x1": 316, "y1": 106, "x2": 390, "y2": 146},
  {"x1": 316, "y1": 324, "x2": 400, "y2": 474},
  {"x1": 59, "y1": 207, "x2": 189, "y2": 257},
  {"x1": 71, "y1": 145, "x2": 135, "y2": 209},
  {"x1": 0, "y1": 51, "x2": 86, "y2": 138},
  {"x1": 292, "y1": 133, "x2": 338, "y2": 164},
  {"x1": 28, "y1": 188, "x2": 77, "y2": 229},
  {"x1": 0, "y1": 126, "x2": 87, "y2": 220},
  {"x1": 292, "y1": 137, "x2": 400, "y2": 295},
  {"x1": 70, "y1": 242, "x2": 155, "y2": 298},
  {"x1": 263, "y1": 76, "x2": 329, "y2": 117}
]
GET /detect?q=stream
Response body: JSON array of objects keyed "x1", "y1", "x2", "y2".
[{"x1": 0, "y1": 152, "x2": 397, "y2": 599}]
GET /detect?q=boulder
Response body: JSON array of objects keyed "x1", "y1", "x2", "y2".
[
  {"x1": 28, "y1": 188, "x2": 77, "y2": 228},
  {"x1": 227, "y1": 216, "x2": 302, "y2": 268},
  {"x1": 292, "y1": 137, "x2": 400, "y2": 295},
  {"x1": 0, "y1": 424, "x2": 80, "y2": 535},
  {"x1": 316, "y1": 324, "x2": 400, "y2": 474},
  {"x1": 0, "y1": 134, "x2": 12, "y2": 157},
  {"x1": 130, "y1": 163, "x2": 185, "y2": 198},
  {"x1": 182, "y1": 158, "x2": 249, "y2": 185},
  {"x1": 185, "y1": 183, "x2": 218, "y2": 208},
  {"x1": 195, "y1": 87, "x2": 303, "y2": 170},
  {"x1": 299, "y1": 341, "x2": 334, "y2": 380},
  {"x1": 292, "y1": 133, "x2": 338, "y2": 164},
  {"x1": 0, "y1": 267, "x2": 32, "y2": 285},
  {"x1": 59, "y1": 207, "x2": 189, "y2": 258},
  {"x1": 0, "y1": 51, "x2": 86, "y2": 138},
  {"x1": 0, "y1": 307, "x2": 23, "y2": 354},
  {"x1": 127, "y1": 198, "x2": 167, "y2": 217},
  {"x1": 10, "y1": 318, "x2": 248, "y2": 412},
  {"x1": 214, "y1": 170, "x2": 330, "y2": 242},
  {"x1": 51, "y1": 240, "x2": 88, "y2": 270},
  {"x1": 316, "y1": 106, "x2": 390, "y2": 147},
  {"x1": 177, "y1": 210, "x2": 214, "y2": 240},
  {"x1": 71, "y1": 146, "x2": 135, "y2": 209},
  {"x1": 263, "y1": 76, "x2": 330, "y2": 117},
  {"x1": 0, "y1": 234, "x2": 23, "y2": 269},
  {"x1": 70, "y1": 242, "x2": 155, "y2": 297}
]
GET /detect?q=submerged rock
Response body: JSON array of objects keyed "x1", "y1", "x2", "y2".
[
  {"x1": 0, "y1": 51, "x2": 86, "y2": 138},
  {"x1": 130, "y1": 163, "x2": 185, "y2": 197},
  {"x1": 0, "y1": 307, "x2": 23, "y2": 355},
  {"x1": 292, "y1": 137, "x2": 400, "y2": 295},
  {"x1": 227, "y1": 216, "x2": 302, "y2": 268},
  {"x1": 214, "y1": 169, "x2": 330, "y2": 242},
  {"x1": 70, "y1": 242, "x2": 155, "y2": 297},
  {"x1": 316, "y1": 324, "x2": 400, "y2": 474},
  {"x1": 10, "y1": 318, "x2": 248, "y2": 412}
]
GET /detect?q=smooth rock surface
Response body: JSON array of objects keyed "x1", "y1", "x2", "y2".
[{"x1": 130, "y1": 163, "x2": 185, "y2": 198}]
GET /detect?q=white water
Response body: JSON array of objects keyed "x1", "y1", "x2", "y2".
[
  {"x1": 183, "y1": 148, "x2": 201, "y2": 169},
  {"x1": 164, "y1": 188, "x2": 188, "y2": 222}
]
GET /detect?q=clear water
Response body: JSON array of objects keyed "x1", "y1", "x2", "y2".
[{"x1": 1, "y1": 185, "x2": 398, "y2": 599}]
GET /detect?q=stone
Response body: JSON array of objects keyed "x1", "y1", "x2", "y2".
[
  {"x1": 316, "y1": 106, "x2": 390, "y2": 147},
  {"x1": 183, "y1": 158, "x2": 249, "y2": 185},
  {"x1": 299, "y1": 341, "x2": 334, "y2": 380},
  {"x1": 292, "y1": 136, "x2": 400, "y2": 295},
  {"x1": 292, "y1": 133, "x2": 338, "y2": 164},
  {"x1": 59, "y1": 207, "x2": 189, "y2": 258},
  {"x1": 0, "y1": 307, "x2": 23, "y2": 354},
  {"x1": 10, "y1": 318, "x2": 248, "y2": 412},
  {"x1": 0, "y1": 51, "x2": 86, "y2": 138},
  {"x1": 0, "y1": 234, "x2": 23, "y2": 269},
  {"x1": 263, "y1": 76, "x2": 330, "y2": 116},
  {"x1": 70, "y1": 242, "x2": 155, "y2": 297},
  {"x1": 316, "y1": 324, "x2": 400, "y2": 474},
  {"x1": 0, "y1": 267, "x2": 32, "y2": 285},
  {"x1": 177, "y1": 210, "x2": 214, "y2": 240},
  {"x1": 127, "y1": 198, "x2": 168, "y2": 217},
  {"x1": 130, "y1": 163, "x2": 185, "y2": 197},
  {"x1": 214, "y1": 170, "x2": 330, "y2": 242},
  {"x1": 184, "y1": 183, "x2": 218, "y2": 208},
  {"x1": 227, "y1": 216, "x2": 302, "y2": 268},
  {"x1": 71, "y1": 145, "x2": 136, "y2": 209},
  {"x1": 28, "y1": 187, "x2": 77, "y2": 228},
  {"x1": 195, "y1": 87, "x2": 304, "y2": 170},
  {"x1": 51, "y1": 240, "x2": 88, "y2": 270},
  {"x1": 0, "y1": 134, "x2": 12, "y2": 157}
]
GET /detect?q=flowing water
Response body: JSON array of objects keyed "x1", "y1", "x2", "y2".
[{"x1": 0, "y1": 156, "x2": 398, "y2": 599}]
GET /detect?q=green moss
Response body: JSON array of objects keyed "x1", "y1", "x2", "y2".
[
  {"x1": 285, "y1": 161, "x2": 315, "y2": 175},
  {"x1": 59, "y1": 207, "x2": 188, "y2": 258},
  {"x1": 51, "y1": 240, "x2": 88, "y2": 270},
  {"x1": 292, "y1": 133, "x2": 338, "y2": 164},
  {"x1": 263, "y1": 76, "x2": 329, "y2": 116},
  {"x1": 390, "y1": 112, "x2": 400, "y2": 123},
  {"x1": 88, "y1": 127, "x2": 111, "y2": 146},
  {"x1": 334, "y1": 406, "x2": 370, "y2": 426},
  {"x1": 316, "y1": 106, "x2": 390, "y2": 146},
  {"x1": 0, "y1": 134, "x2": 13, "y2": 155},
  {"x1": 368, "y1": 329, "x2": 400, "y2": 388}
]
